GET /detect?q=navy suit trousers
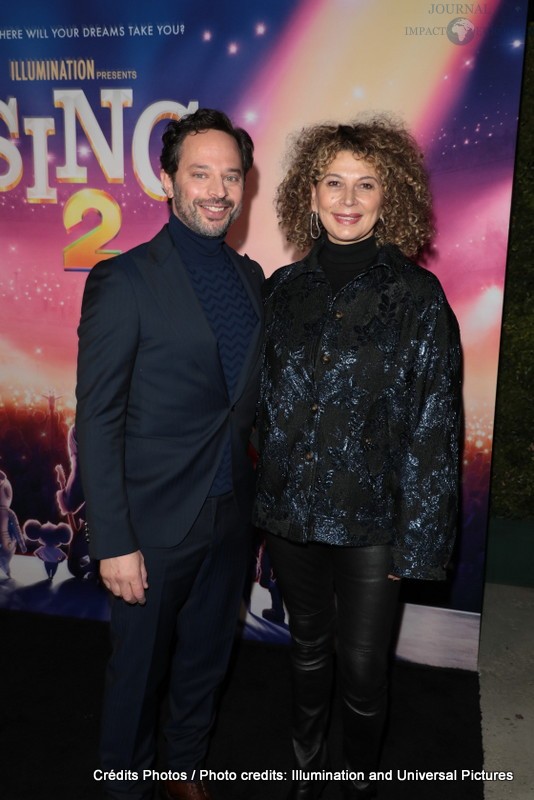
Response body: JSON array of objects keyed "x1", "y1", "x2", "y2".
[{"x1": 100, "y1": 492, "x2": 251, "y2": 799}]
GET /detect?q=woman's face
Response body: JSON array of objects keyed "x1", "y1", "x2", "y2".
[{"x1": 311, "y1": 150, "x2": 383, "y2": 245}]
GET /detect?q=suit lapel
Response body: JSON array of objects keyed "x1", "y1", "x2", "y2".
[
  {"x1": 132, "y1": 226, "x2": 228, "y2": 396},
  {"x1": 225, "y1": 246, "x2": 263, "y2": 403},
  {"x1": 131, "y1": 226, "x2": 263, "y2": 403}
]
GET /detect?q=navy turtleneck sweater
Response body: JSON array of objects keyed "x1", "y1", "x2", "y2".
[{"x1": 169, "y1": 213, "x2": 257, "y2": 495}]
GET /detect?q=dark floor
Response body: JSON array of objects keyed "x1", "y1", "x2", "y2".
[{"x1": 0, "y1": 608, "x2": 484, "y2": 800}]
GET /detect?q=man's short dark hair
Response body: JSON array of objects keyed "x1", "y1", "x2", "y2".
[{"x1": 160, "y1": 108, "x2": 254, "y2": 179}]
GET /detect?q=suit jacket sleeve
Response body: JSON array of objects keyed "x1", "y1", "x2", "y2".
[{"x1": 75, "y1": 258, "x2": 140, "y2": 559}]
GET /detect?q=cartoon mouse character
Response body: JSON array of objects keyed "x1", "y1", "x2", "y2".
[
  {"x1": 55, "y1": 424, "x2": 95, "y2": 579},
  {"x1": 0, "y1": 470, "x2": 27, "y2": 578},
  {"x1": 23, "y1": 520, "x2": 72, "y2": 580}
]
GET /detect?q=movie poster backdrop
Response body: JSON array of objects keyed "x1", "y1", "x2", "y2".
[{"x1": 0, "y1": 0, "x2": 528, "y2": 665}]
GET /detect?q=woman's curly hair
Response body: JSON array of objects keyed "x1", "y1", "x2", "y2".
[{"x1": 275, "y1": 114, "x2": 434, "y2": 257}]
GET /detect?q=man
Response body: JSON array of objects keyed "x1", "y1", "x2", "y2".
[{"x1": 76, "y1": 108, "x2": 263, "y2": 800}]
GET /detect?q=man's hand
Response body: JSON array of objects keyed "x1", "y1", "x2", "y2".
[{"x1": 99, "y1": 551, "x2": 148, "y2": 604}]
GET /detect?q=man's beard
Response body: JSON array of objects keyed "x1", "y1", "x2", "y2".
[{"x1": 171, "y1": 184, "x2": 242, "y2": 238}]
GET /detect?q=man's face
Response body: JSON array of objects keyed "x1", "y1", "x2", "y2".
[{"x1": 161, "y1": 129, "x2": 244, "y2": 238}]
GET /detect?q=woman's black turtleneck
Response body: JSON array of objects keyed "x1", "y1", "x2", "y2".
[{"x1": 318, "y1": 234, "x2": 378, "y2": 295}]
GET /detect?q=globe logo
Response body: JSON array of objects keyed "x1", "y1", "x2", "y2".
[{"x1": 447, "y1": 17, "x2": 476, "y2": 45}]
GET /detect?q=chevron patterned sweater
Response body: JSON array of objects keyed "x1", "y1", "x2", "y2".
[{"x1": 169, "y1": 214, "x2": 257, "y2": 495}]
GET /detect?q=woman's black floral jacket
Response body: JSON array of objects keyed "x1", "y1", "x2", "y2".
[{"x1": 252, "y1": 243, "x2": 462, "y2": 580}]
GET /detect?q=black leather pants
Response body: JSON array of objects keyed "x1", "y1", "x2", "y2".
[{"x1": 265, "y1": 537, "x2": 400, "y2": 800}]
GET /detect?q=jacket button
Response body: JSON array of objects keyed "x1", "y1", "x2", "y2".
[
  {"x1": 305, "y1": 451, "x2": 314, "y2": 461},
  {"x1": 310, "y1": 403, "x2": 319, "y2": 413},
  {"x1": 321, "y1": 352, "x2": 331, "y2": 364},
  {"x1": 335, "y1": 309, "x2": 344, "y2": 320}
]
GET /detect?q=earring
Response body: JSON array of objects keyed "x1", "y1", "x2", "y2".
[{"x1": 310, "y1": 211, "x2": 321, "y2": 240}]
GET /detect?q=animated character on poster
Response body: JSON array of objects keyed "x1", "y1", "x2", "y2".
[
  {"x1": 255, "y1": 538, "x2": 285, "y2": 625},
  {"x1": 0, "y1": 471, "x2": 27, "y2": 578},
  {"x1": 23, "y1": 520, "x2": 72, "y2": 580},
  {"x1": 55, "y1": 425, "x2": 95, "y2": 579}
]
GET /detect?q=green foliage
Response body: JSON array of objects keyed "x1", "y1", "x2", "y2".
[{"x1": 490, "y1": 23, "x2": 534, "y2": 519}]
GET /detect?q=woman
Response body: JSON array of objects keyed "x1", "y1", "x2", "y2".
[{"x1": 253, "y1": 117, "x2": 462, "y2": 800}]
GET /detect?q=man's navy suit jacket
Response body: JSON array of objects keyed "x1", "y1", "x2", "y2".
[{"x1": 75, "y1": 224, "x2": 264, "y2": 560}]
